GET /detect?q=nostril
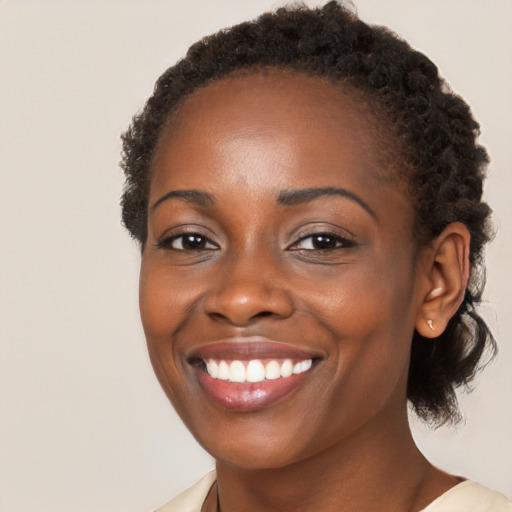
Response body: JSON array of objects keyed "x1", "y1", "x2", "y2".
[
  {"x1": 204, "y1": 287, "x2": 294, "y2": 326},
  {"x1": 253, "y1": 311, "x2": 274, "y2": 319},
  {"x1": 209, "y1": 312, "x2": 230, "y2": 322},
  {"x1": 208, "y1": 310, "x2": 275, "y2": 324}
]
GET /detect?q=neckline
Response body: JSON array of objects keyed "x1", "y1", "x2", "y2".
[
  {"x1": 197, "y1": 474, "x2": 496, "y2": 512},
  {"x1": 420, "y1": 480, "x2": 483, "y2": 510}
]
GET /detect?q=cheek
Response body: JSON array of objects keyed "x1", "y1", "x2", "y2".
[
  {"x1": 304, "y1": 253, "x2": 416, "y2": 332},
  {"x1": 303, "y1": 254, "x2": 418, "y2": 382},
  {"x1": 139, "y1": 261, "x2": 190, "y2": 404},
  {"x1": 139, "y1": 259, "x2": 196, "y2": 338},
  {"x1": 138, "y1": 260, "x2": 186, "y2": 394},
  {"x1": 311, "y1": 273, "x2": 415, "y2": 430}
]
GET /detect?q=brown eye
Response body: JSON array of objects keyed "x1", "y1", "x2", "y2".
[
  {"x1": 289, "y1": 232, "x2": 354, "y2": 251},
  {"x1": 310, "y1": 234, "x2": 338, "y2": 250},
  {"x1": 180, "y1": 234, "x2": 207, "y2": 250},
  {"x1": 158, "y1": 233, "x2": 218, "y2": 251}
]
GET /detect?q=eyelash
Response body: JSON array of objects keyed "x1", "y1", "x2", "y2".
[
  {"x1": 287, "y1": 231, "x2": 355, "y2": 252},
  {"x1": 156, "y1": 230, "x2": 354, "y2": 252},
  {"x1": 156, "y1": 232, "x2": 218, "y2": 251}
]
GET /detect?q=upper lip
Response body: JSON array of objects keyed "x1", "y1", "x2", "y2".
[{"x1": 187, "y1": 336, "x2": 323, "y2": 361}]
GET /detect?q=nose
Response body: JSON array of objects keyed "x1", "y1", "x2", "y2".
[{"x1": 203, "y1": 252, "x2": 294, "y2": 326}]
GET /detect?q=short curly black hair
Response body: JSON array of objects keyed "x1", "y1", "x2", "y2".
[{"x1": 121, "y1": 1, "x2": 495, "y2": 424}]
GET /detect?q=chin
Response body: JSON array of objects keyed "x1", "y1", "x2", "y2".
[{"x1": 181, "y1": 412, "x2": 316, "y2": 470}]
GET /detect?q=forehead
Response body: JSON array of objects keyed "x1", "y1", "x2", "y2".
[
  {"x1": 149, "y1": 70, "x2": 415, "y2": 243},
  {"x1": 152, "y1": 70, "x2": 395, "y2": 192}
]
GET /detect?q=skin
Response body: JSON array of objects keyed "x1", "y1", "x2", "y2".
[{"x1": 140, "y1": 71, "x2": 470, "y2": 512}]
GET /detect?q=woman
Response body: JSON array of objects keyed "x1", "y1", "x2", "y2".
[{"x1": 120, "y1": 2, "x2": 511, "y2": 511}]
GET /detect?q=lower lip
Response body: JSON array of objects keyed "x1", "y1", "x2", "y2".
[{"x1": 195, "y1": 369, "x2": 309, "y2": 412}]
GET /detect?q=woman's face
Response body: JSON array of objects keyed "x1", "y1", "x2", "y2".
[{"x1": 140, "y1": 71, "x2": 426, "y2": 469}]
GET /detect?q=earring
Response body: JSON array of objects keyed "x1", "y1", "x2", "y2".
[{"x1": 427, "y1": 319, "x2": 434, "y2": 331}]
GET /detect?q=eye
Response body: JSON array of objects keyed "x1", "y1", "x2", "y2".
[
  {"x1": 158, "y1": 233, "x2": 218, "y2": 251},
  {"x1": 288, "y1": 232, "x2": 354, "y2": 251}
]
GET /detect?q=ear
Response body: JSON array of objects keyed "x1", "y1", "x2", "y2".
[{"x1": 415, "y1": 222, "x2": 471, "y2": 338}]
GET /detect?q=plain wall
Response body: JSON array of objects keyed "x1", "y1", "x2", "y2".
[{"x1": 0, "y1": 1, "x2": 510, "y2": 511}]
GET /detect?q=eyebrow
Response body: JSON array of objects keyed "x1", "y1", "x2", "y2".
[
  {"x1": 151, "y1": 186, "x2": 377, "y2": 221},
  {"x1": 277, "y1": 187, "x2": 377, "y2": 220},
  {"x1": 151, "y1": 189, "x2": 215, "y2": 211}
]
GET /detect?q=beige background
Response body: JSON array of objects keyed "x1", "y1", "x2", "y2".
[{"x1": 0, "y1": 1, "x2": 510, "y2": 511}]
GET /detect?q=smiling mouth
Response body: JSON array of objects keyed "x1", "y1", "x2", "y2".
[
  {"x1": 187, "y1": 338, "x2": 322, "y2": 411},
  {"x1": 193, "y1": 357, "x2": 314, "y2": 383},
  {"x1": 190, "y1": 357, "x2": 320, "y2": 412}
]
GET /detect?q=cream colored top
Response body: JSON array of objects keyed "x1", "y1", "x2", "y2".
[{"x1": 156, "y1": 471, "x2": 512, "y2": 512}]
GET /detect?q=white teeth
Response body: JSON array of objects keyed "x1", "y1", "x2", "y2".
[
  {"x1": 265, "y1": 360, "x2": 281, "y2": 380},
  {"x1": 206, "y1": 359, "x2": 218, "y2": 378},
  {"x1": 292, "y1": 361, "x2": 302, "y2": 374},
  {"x1": 204, "y1": 358, "x2": 313, "y2": 382},
  {"x1": 246, "y1": 360, "x2": 265, "y2": 383},
  {"x1": 300, "y1": 359, "x2": 312, "y2": 372},
  {"x1": 229, "y1": 360, "x2": 246, "y2": 383},
  {"x1": 280, "y1": 359, "x2": 293, "y2": 378},
  {"x1": 217, "y1": 360, "x2": 230, "y2": 380}
]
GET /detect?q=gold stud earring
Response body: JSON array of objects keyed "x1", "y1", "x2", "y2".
[{"x1": 427, "y1": 319, "x2": 434, "y2": 331}]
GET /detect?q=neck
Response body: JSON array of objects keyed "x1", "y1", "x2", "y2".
[{"x1": 212, "y1": 408, "x2": 455, "y2": 512}]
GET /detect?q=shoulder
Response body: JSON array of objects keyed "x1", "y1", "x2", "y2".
[
  {"x1": 422, "y1": 480, "x2": 512, "y2": 512},
  {"x1": 155, "y1": 471, "x2": 217, "y2": 512}
]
